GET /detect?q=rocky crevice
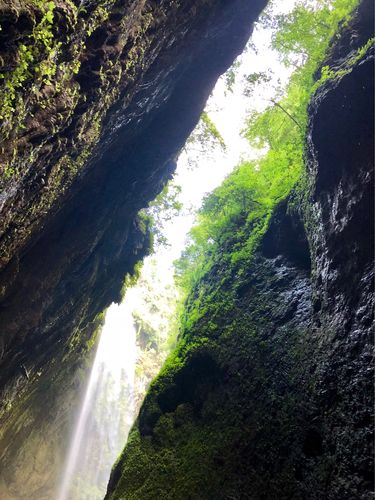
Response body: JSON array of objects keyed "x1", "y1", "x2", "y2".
[{"x1": 0, "y1": 0, "x2": 373, "y2": 498}]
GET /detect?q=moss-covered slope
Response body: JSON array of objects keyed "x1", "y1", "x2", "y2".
[
  {"x1": 107, "y1": 203, "x2": 314, "y2": 500},
  {"x1": 106, "y1": 3, "x2": 374, "y2": 498}
]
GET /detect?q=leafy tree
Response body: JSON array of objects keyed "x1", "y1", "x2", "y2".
[
  {"x1": 175, "y1": 0, "x2": 359, "y2": 296},
  {"x1": 183, "y1": 110, "x2": 226, "y2": 170},
  {"x1": 145, "y1": 181, "x2": 183, "y2": 247},
  {"x1": 187, "y1": 111, "x2": 226, "y2": 152},
  {"x1": 130, "y1": 257, "x2": 181, "y2": 402}
]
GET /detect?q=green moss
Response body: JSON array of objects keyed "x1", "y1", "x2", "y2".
[
  {"x1": 0, "y1": 0, "x2": 168, "y2": 275},
  {"x1": 0, "y1": 0, "x2": 157, "y2": 180},
  {"x1": 107, "y1": 216, "x2": 316, "y2": 497},
  {"x1": 0, "y1": 2, "x2": 57, "y2": 125},
  {"x1": 315, "y1": 37, "x2": 375, "y2": 90}
]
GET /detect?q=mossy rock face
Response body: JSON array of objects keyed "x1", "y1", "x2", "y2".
[
  {"x1": 0, "y1": 0, "x2": 268, "y2": 496},
  {"x1": 106, "y1": 3, "x2": 374, "y2": 498},
  {"x1": 0, "y1": 0, "x2": 266, "y2": 270},
  {"x1": 107, "y1": 204, "x2": 315, "y2": 500}
]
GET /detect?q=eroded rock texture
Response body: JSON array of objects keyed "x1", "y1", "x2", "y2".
[
  {"x1": 0, "y1": 0, "x2": 266, "y2": 497},
  {"x1": 106, "y1": 3, "x2": 374, "y2": 498},
  {"x1": 304, "y1": 5, "x2": 374, "y2": 490}
]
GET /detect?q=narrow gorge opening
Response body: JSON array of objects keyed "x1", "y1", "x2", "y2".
[
  {"x1": 55, "y1": 2, "x2": 305, "y2": 496},
  {"x1": 0, "y1": 0, "x2": 373, "y2": 499}
]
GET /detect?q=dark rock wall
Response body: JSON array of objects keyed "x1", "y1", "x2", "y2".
[
  {"x1": 304, "y1": 19, "x2": 374, "y2": 494},
  {"x1": 0, "y1": 0, "x2": 267, "y2": 497},
  {"x1": 105, "y1": 4, "x2": 374, "y2": 498}
]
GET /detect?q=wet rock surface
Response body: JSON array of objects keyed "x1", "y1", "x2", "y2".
[{"x1": 304, "y1": 13, "x2": 374, "y2": 493}]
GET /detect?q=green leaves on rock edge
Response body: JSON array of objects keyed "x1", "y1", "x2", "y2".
[{"x1": 175, "y1": 0, "x2": 359, "y2": 302}]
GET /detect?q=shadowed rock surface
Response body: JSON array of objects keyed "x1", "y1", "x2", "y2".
[
  {"x1": 105, "y1": 3, "x2": 374, "y2": 498},
  {"x1": 0, "y1": 1, "x2": 266, "y2": 498}
]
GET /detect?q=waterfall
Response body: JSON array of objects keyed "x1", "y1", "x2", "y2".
[{"x1": 57, "y1": 294, "x2": 137, "y2": 500}]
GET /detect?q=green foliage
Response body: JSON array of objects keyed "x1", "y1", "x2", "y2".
[
  {"x1": 199, "y1": 112, "x2": 226, "y2": 150},
  {"x1": 175, "y1": 0, "x2": 358, "y2": 297},
  {"x1": 146, "y1": 182, "x2": 183, "y2": 247},
  {"x1": 0, "y1": 1, "x2": 57, "y2": 123},
  {"x1": 315, "y1": 35, "x2": 375, "y2": 88},
  {"x1": 223, "y1": 59, "x2": 240, "y2": 94},
  {"x1": 243, "y1": 71, "x2": 273, "y2": 97},
  {"x1": 132, "y1": 259, "x2": 180, "y2": 358},
  {"x1": 0, "y1": 44, "x2": 34, "y2": 121},
  {"x1": 272, "y1": 0, "x2": 358, "y2": 64},
  {"x1": 186, "y1": 111, "x2": 226, "y2": 156}
]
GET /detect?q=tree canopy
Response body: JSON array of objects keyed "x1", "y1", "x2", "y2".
[{"x1": 175, "y1": 0, "x2": 359, "y2": 295}]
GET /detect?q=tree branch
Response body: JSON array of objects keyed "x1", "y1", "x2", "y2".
[{"x1": 270, "y1": 99, "x2": 303, "y2": 130}]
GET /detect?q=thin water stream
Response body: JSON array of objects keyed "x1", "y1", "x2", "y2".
[{"x1": 57, "y1": 296, "x2": 137, "y2": 500}]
